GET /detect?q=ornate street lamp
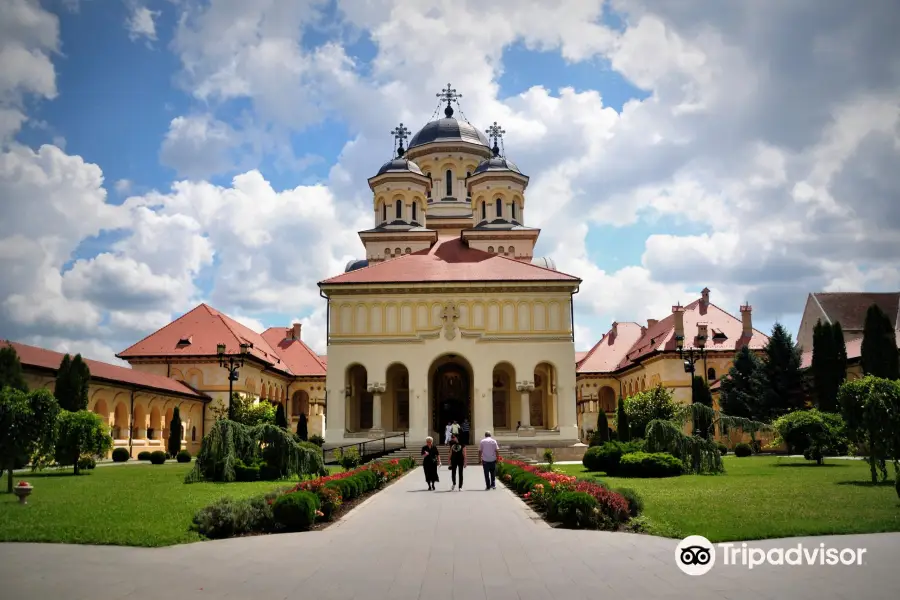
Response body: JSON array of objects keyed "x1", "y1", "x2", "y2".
[
  {"x1": 217, "y1": 342, "x2": 250, "y2": 420},
  {"x1": 676, "y1": 333, "x2": 707, "y2": 437}
]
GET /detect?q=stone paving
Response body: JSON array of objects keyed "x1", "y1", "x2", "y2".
[{"x1": 1, "y1": 465, "x2": 899, "y2": 600}]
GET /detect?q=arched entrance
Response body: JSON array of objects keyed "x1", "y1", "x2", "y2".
[{"x1": 429, "y1": 355, "x2": 473, "y2": 437}]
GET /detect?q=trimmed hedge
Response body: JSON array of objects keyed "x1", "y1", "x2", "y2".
[
  {"x1": 176, "y1": 450, "x2": 192, "y2": 463},
  {"x1": 734, "y1": 442, "x2": 752, "y2": 457},
  {"x1": 137, "y1": 451, "x2": 152, "y2": 461},
  {"x1": 616, "y1": 452, "x2": 683, "y2": 478},
  {"x1": 716, "y1": 442, "x2": 728, "y2": 456},
  {"x1": 548, "y1": 491, "x2": 598, "y2": 529},
  {"x1": 273, "y1": 491, "x2": 320, "y2": 531},
  {"x1": 111, "y1": 448, "x2": 130, "y2": 462},
  {"x1": 77, "y1": 455, "x2": 96, "y2": 471},
  {"x1": 149, "y1": 450, "x2": 167, "y2": 465},
  {"x1": 582, "y1": 440, "x2": 644, "y2": 475}
]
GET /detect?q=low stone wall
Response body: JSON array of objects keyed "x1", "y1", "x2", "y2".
[{"x1": 508, "y1": 443, "x2": 588, "y2": 462}]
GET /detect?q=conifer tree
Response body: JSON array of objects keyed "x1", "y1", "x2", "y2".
[
  {"x1": 167, "y1": 406, "x2": 182, "y2": 458},
  {"x1": 812, "y1": 320, "x2": 836, "y2": 411},
  {"x1": 0, "y1": 343, "x2": 28, "y2": 392},
  {"x1": 54, "y1": 354, "x2": 90, "y2": 411},
  {"x1": 616, "y1": 396, "x2": 630, "y2": 442},
  {"x1": 833, "y1": 322, "x2": 848, "y2": 388},
  {"x1": 275, "y1": 403, "x2": 288, "y2": 429},
  {"x1": 296, "y1": 412, "x2": 308, "y2": 441},
  {"x1": 719, "y1": 345, "x2": 767, "y2": 420},
  {"x1": 595, "y1": 410, "x2": 610, "y2": 443},
  {"x1": 762, "y1": 323, "x2": 805, "y2": 419},
  {"x1": 861, "y1": 304, "x2": 900, "y2": 380},
  {"x1": 691, "y1": 375, "x2": 713, "y2": 438}
]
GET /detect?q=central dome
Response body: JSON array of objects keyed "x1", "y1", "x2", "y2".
[{"x1": 408, "y1": 106, "x2": 490, "y2": 150}]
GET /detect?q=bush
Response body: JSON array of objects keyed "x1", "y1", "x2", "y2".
[
  {"x1": 176, "y1": 450, "x2": 191, "y2": 463},
  {"x1": 734, "y1": 442, "x2": 752, "y2": 457},
  {"x1": 259, "y1": 462, "x2": 282, "y2": 480},
  {"x1": 308, "y1": 434, "x2": 325, "y2": 447},
  {"x1": 616, "y1": 452, "x2": 683, "y2": 478},
  {"x1": 339, "y1": 447, "x2": 361, "y2": 471},
  {"x1": 77, "y1": 455, "x2": 96, "y2": 471},
  {"x1": 137, "y1": 451, "x2": 152, "y2": 461},
  {"x1": 549, "y1": 491, "x2": 599, "y2": 529},
  {"x1": 149, "y1": 450, "x2": 167, "y2": 465},
  {"x1": 716, "y1": 442, "x2": 728, "y2": 456},
  {"x1": 272, "y1": 491, "x2": 319, "y2": 531},
  {"x1": 191, "y1": 495, "x2": 274, "y2": 539},
  {"x1": 234, "y1": 459, "x2": 260, "y2": 481},
  {"x1": 315, "y1": 486, "x2": 342, "y2": 520},
  {"x1": 111, "y1": 447, "x2": 130, "y2": 462},
  {"x1": 771, "y1": 409, "x2": 848, "y2": 464},
  {"x1": 612, "y1": 487, "x2": 644, "y2": 517},
  {"x1": 582, "y1": 440, "x2": 643, "y2": 474},
  {"x1": 624, "y1": 385, "x2": 679, "y2": 438}
]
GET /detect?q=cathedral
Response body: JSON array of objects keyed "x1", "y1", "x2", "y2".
[{"x1": 319, "y1": 85, "x2": 581, "y2": 445}]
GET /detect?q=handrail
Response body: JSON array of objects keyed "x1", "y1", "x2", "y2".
[{"x1": 321, "y1": 432, "x2": 407, "y2": 463}]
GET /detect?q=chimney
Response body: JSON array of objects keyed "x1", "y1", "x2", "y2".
[
  {"x1": 740, "y1": 304, "x2": 752, "y2": 337},
  {"x1": 611, "y1": 321, "x2": 618, "y2": 337},
  {"x1": 672, "y1": 304, "x2": 685, "y2": 339},
  {"x1": 647, "y1": 318, "x2": 658, "y2": 328},
  {"x1": 701, "y1": 287, "x2": 710, "y2": 306},
  {"x1": 291, "y1": 323, "x2": 302, "y2": 341}
]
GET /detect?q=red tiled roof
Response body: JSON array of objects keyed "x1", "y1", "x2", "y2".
[
  {"x1": 576, "y1": 323, "x2": 645, "y2": 374},
  {"x1": 575, "y1": 351, "x2": 589, "y2": 364},
  {"x1": 709, "y1": 378, "x2": 721, "y2": 391},
  {"x1": 117, "y1": 304, "x2": 291, "y2": 374},
  {"x1": 813, "y1": 292, "x2": 900, "y2": 331},
  {"x1": 4, "y1": 340, "x2": 206, "y2": 399},
  {"x1": 260, "y1": 328, "x2": 326, "y2": 377},
  {"x1": 799, "y1": 331, "x2": 900, "y2": 369},
  {"x1": 318, "y1": 354, "x2": 327, "y2": 365},
  {"x1": 319, "y1": 236, "x2": 580, "y2": 285}
]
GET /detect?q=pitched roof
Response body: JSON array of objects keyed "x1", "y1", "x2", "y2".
[
  {"x1": 799, "y1": 331, "x2": 900, "y2": 369},
  {"x1": 812, "y1": 292, "x2": 900, "y2": 331},
  {"x1": 319, "y1": 236, "x2": 579, "y2": 285},
  {"x1": 576, "y1": 323, "x2": 645, "y2": 374},
  {"x1": 4, "y1": 340, "x2": 206, "y2": 400},
  {"x1": 117, "y1": 304, "x2": 291, "y2": 374},
  {"x1": 575, "y1": 351, "x2": 589, "y2": 364},
  {"x1": 260, "y1": 328, "x2": 326, "y2": 377}
]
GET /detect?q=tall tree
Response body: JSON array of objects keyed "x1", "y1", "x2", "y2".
[
  {"x1": 54, "y1": 410, "x2": 112, "y2": 475},
  {"x1": 54, "y1": 354, "x2": 90, "y2": 412},
  {"x1": 596, "y1": 410, "x2": 610, "y2": 442},
  {"x1": 0, "y1": 388, "x2": 60, "y2": 492},
  {"x1": 812, "y1": 320, "x2": 838, "y2": 411},
  {"x1": 0, "y1": 344, "x2": 28, "y2": 392},
  {"x1": 296, "y1": 412, "x2": 308, "y2": 441},
  {"x1": 861, "y1": 304, "x2": 900, "y2": 380},
  {"x1": 167, "y1": 406, "x2": 183, "y2": 458},
  {"x1": 762, "y1": 323, "x2": 805, "y2": 419},
  {"x1": 275, "y1": 403, "x2": 288, "y2": 429},
  {"x1": 719, "y1": 345, "x2": 767, "y2": 420},
  {"x1": 833, "y1": 322, "x2": 848, "y2": 391},
  {"x1": 691, "y1": 375, "x2": 713, "y2": 438},
  {"x1": 615, "y1": 396, "x2": 630, "y2": 442}
]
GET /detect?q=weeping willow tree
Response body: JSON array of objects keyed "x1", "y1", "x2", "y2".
[
  {"x1": 645, "y1": 404, "x2": 771, "y2": 474},
  {"x1": 185, "y1": 420, "x2": 325, "y2": 483}
]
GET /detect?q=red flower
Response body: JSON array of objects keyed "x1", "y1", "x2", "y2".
[{"x1": 17, "y1": 481, "x2": 30, "y2": 487}]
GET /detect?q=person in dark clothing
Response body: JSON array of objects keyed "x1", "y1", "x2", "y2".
[
  {"x1": 449, "y1": 434, "x2": 466, "y2": 491},
  {"x1": 421, "y1": 436, "x2": 441, "y2": 490}
]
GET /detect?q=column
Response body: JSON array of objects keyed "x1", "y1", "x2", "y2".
[
  {"x1": 367, "y1": 383, "x2": 385, "y2": 438},
  {"x1": 324, "y1": 381, "x2": 347, "y2": 444},
  {"x1": 473, "y1": 369, "x2": 493, "y2": 440},
  {"x1": 408, "y1": 382, "x2": 429, "y2": 444},
  {"x1": 517, "y1": 381, "x2": 535, "y2": 437}
]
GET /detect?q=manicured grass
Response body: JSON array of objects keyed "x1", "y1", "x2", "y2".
[
  {"x1": 559, "y1": 456, "x2": 900, "y2": 542},
  {"x1": 0, "y1": 463, "x2": 342, "y2": 547}
]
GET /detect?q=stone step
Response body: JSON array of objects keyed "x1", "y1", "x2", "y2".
[{"x1": 381, "y1": 445, "x2": 536, "y2": 465}]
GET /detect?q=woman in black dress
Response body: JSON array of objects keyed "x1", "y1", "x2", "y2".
[{"x1": 421, "y1": 436, "x2": 441, "y2": 490}]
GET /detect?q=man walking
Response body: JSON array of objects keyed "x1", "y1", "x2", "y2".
[
  {"x1": 450, "y1": 420, "x2": 460, "y2": 441},
  {"x1": 449, "y1": 434, "x2": 466, "y2": 491},
  {"x1": 478, "y1": 431, "x2": 501, "y2": 490}
]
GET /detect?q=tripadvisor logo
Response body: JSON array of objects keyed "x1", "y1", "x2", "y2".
[{"x1": 676, "y1": 536, "x2": 868, "y2": 575}]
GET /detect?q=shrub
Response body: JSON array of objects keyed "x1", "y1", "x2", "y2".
[
  {"x1": 308, "y1": 434, "x2": 325, "y2": 447},
  {"x1": 137, "y1": 451, "x2": 152, "y2": 461},
  {"x1": 77, "y1": 455, "x2": 96, "y2": 471},
  {"x1": 543, "y1": 448, "x2": 555, "y2": 467},
  {"x1": 716, "y1": 442, "x2": 728, "y2": 456},
  {"x1": 549, "y1": 491, "x2": 598, "y2": 529},
  {"x1": 191, "y1": 495, "x2": 274, "y2": 539},
  {"x1": 150, "y1": 450, "x2": 167, "y2": 465},
  {"x1": 111, "y1": 447, "x2": 130, "y2": 462},
  {"x1": 259, "y1": 462, "x2": 282, "y2": 480},
  {"x1": 273, "y1": 491, "x2": 319, "y2": 531},
  {"x1": 624, "y1": 385, "x2": 678, "y2": 438},
  {"x1": 339, "y1": 447, "x2": 361, "y2": 471},
  {"x1": 616, "y1": 452, "x2": 683, "y2": 478},
  {"x1": 176, "y1": 450, "x2": 191, "y2": 463},
  {"x1": 771, "y1": 409, "x2": 848, "y2": 464},
  {"x1": 612, "y1": 487, "x2": 644, "y2": 517},
  {"x1": 234, "y1": 459, "x2": 260, "y2": 481},
  {"x1": 315, "y1": 486, "x2": 342, "y2": 520},
  {"x1": 734, "y1": 442, "x2": 752, "y2": 457},
  {"x1": 54, "y1": 410, "x2": 113, "y2": 474},
  {"x1": 582, "y1": 440, "x2": 643, "y2": 474}
]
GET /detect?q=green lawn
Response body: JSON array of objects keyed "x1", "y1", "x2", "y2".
[
  {"x1": 559, "y1": 456, "x2": 900, "y2": 542},
  {"x1": 0, "y1": 463, "x2": 342, "y2": 547}
]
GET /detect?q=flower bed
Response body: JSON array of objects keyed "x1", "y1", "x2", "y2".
[
  {"x1": 191, "y1": 457, "x2": 416, "y2": 540},
  {"x1": 498, "y1": 459, "x2": 637, "y2": 530}
]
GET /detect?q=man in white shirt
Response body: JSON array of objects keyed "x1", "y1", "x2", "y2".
[{"x1": 478, "y1": 431, "x2": 501, "y2": 490}]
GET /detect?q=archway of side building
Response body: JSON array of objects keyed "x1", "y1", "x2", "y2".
[
  {"x1": 429, "y1": 355, "x2": 473, "y2": 440},
  {"x1": 386, "y1": 363, "x2": 410, "y2": 432},
  {"x1": 531, "y1": 362, "x2": 558, "y2": 430},
  {"x1": 291, "y1": 390, "x2": 309, "y2": 420},
  {"x1": 491, "y1": 362, "x2": 516, "y2": 432},
  {"x1": 345, "y1": 364, "x2": 371, "y2": 433}
]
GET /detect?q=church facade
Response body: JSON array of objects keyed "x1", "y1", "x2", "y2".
[{"x1": 319, "y1": 86, "x2": 581, "y2": 445}]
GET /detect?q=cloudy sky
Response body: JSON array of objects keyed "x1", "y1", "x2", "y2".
[{"x1": 2, "y1": 0, "x2": 899, "y2": 365}]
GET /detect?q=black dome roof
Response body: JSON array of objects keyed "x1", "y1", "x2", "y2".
[
  {"x1": 375, "y1": 158, "x2": 424, "y2": 176},
  {"x1": 408, "y1": 117, "x2": 490, "y2": 149},
  {"x1": 472, "y1": 156, "x2": 523, "y2": 176}
]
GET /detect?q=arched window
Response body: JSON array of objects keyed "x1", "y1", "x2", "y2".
[
  {"x1": 511, "y1": 202, "x2": 517, "y2": 220},
  {"x1": 495, "y1": 198, "x2": 502, "y2": 217},
  {"x1": 395, "y1": 199, "x2": 402, "y2": 219},
  {"x1": 481, "y1": 202, "x2": 486, "y2": 220},
  {"x1": 445, "y1": 169, "x2": 453, "y2": 197},
  {"x1": 488, "y1": 246, "x2": 494, "y2": 253},
  {"x1": 426, "y1": 172, "x2": 431, "y2": 198},
  {"x1": 382, "y1": 203, "x2": 387, "y2": 221},
  {"x1": 508, "y1": 246, "x2": 515, "y2": 255},
  {"x1": 405, "y1": 247, "x2": 411, "y2": 254},
  {"x1": 191, "y1": 426, "x2": 196, "y2": 442},
  {"x1": 412, "y1": 202, "x2": 417, "y2": 221},
  {"x1": 707, "y1": 367, "x2": 717, "y2": 381},
  {"x1": 466, "y1": 171, "x2": 471, "y2": 199},
  {"x1": 499, "y1": 246, "x2": 505, "y2": 254}
]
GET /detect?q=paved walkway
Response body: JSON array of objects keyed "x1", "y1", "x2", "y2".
[{"x1": 1, "y1": 467, "x2": 898, "y2": 600}]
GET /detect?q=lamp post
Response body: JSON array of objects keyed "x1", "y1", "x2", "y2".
[
  {"x1": 675, "y1": 333, "x2": 707, "y2": 437},
  {"x1": 217, "y1": 342, "x2": 250, "y2": 421}
]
